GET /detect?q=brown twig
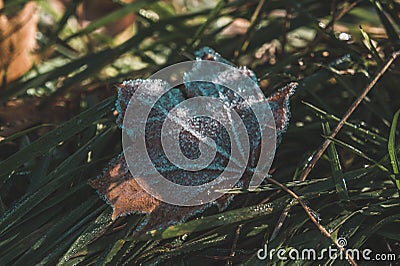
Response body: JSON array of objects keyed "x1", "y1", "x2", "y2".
[
  {"x1": 269, "y1": 199, "x2": 294, "y2": 241},
  {"x1": 302, "y1": 0, "x2": 361, "y2": 54},
  {"x1": 299, "y1": 50, "x2": 400, "y2": 182},
  {"x1": 269, "y1": 50, "x2": 399, "y2": 265},
  {"x1": 270, "y1": 50, "x2": 399, "y2": 260},
  {"x1": 325, "y1": 0, "x2": 361, "y2": 31},
  {"x1": 225, "y1": 224, "x2": 243, "y2": 266},
  {"x1": 266, "y1": 176, "x2": 357, "y2": 266},
  {"x1": 234, "y1": 0, "x2": 265, "y2": 57},
  {"x1": 226, "y1": 194, "x2": 253, "y2": 265}
]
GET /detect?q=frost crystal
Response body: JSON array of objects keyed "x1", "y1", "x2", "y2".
[{"x1": 89, "y1": 47, "x2": 297, "y2": 234}]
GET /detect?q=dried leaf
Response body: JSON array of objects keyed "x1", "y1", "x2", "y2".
[
  {"x1": 89, "y1": 47, "x2": 297, "y2": 234},
  {"x1": 0, "y1": 1, "x2": 37, "y2": 84}
]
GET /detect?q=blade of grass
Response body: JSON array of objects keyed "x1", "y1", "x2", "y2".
[
  {"x1": 303, "y1": 101, "x2": 387, "y2": 143},
  {"x1": 0, "y1": 96, "x2": 115, "y2": 181},
  {"x1": 63, "y1": 0, "x2": 153, "y2": 42},
  {"x1": 0, "y1": 128, "x2": 113, "y2": 235},
  {"x1": 0, "y1": 124, "x2": 54, "y2": 145},
  {"x1": 322, "y1": 121, "x2": 349, "y2": 200},
  {"x1": 388, "y1": 108, "x2": 400, "y2": 189},
  {"x1": 58, "y1": 208, "x2": 113, "y2": 265},
  {"x1": 372, "y1": 0, "x2": 400, "y2": 49},
  {"x1": 300, "y1": 50, "x2": 400, "y2": 181},
  {"x1": 189, "y1": 0, "x2": 227, "y2": 48},
  {"x1": 128, "y1": 202, "x2": 283, "y2": 242},
  {"x1": 324, "y1": 136, "x2": 391, "y2": 174},
  {"x1": 97, "y1": 215, "x2": 146, "y2": 265},
  {"x1": 142, "y1": 234, "x2": 228, "y2": 264},
  {"x1": 52, "y1": 0, "x2": 82, "y2": 38},
  {"x1": 360, "y1": 26, "x2": 383, "y2": 63},
  {"x1": 9, "y1": 196, "x2": 99, "y2": 265}
]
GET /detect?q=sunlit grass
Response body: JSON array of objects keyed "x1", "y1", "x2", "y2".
[{"x1": 0, "y1": 0, "x2": 399, "y2": 264}]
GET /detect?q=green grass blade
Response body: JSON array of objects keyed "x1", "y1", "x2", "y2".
[
  {"x1": 8, "y1": 197, "x2": 99, "y2": 265},
  {"x1": 322, "y1": 121, "x2": 349, "y2": 200},
  {"x1": 189, "y1": 0, "x2": 226, "y2": 48},
  {"x1": 129, "y1": 202, "x2": 283, "y2": 242},
  {"x1": 360, "y1": 26, "x2": 383, "y2": 63},
  {"x1": 0, "y1": 96, "x2": 114, "y2": 181},
  {"x1": 303, "y1": 101, "x2": 387, "y2": 143},
  {"x1": 372, "y1": 0, "x2": 400, "y2": 48},
  {"x1": 58, "y1": 208, "x2": 113, "y2": 265},
  {"x1": 63, "y1": 0, "x2": 153, "y2": 42},
  {"x1": 0, "y1": 128, "x2": 113, "y2": 235},
  {"x1": 388, "y1": 108, "x2": 400, "y2": 189}
]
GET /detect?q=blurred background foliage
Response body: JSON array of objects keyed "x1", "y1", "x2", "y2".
[{"x1": 0, "y1": 0, "x2": 399, "y2": 264}]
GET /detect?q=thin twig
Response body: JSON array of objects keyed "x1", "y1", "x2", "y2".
[
  {"x1": 269, "y1": 199, "x2": 293, "y2": 241},
  {"x1": 299, "y1": 50, "x2": 400, "y2": 182},
  {"x1": 225, "y1": 224, "x2": 242, "y2": 266},
  {"x1": 234, "y1": 0, "x2": 265, "y2": 57},
  {"x1": 226, "y1": 194, "x2": 253, "y2": 265},
  {"x1": 266, "y1": 176, "x2": 357, "y2": 266},
  {"x1": 302, "y1": 0, "x2": 361, "y2": 54},
  {"x1": 270, "y1": 50, "x2": 399, "y2": 252},
  {"x1": 281, "y1": 5, "x2": 292, "y2": 57}
]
